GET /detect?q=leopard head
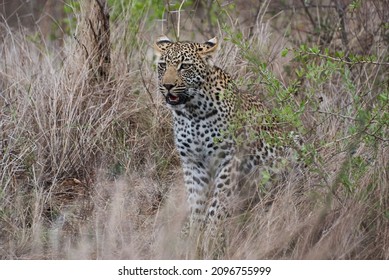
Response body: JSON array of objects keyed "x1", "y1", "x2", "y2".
[{"x1": 154, "y1": 36, "x2": 218, "y2": 107}]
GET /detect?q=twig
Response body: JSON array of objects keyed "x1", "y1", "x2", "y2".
[
  {"x1": 138, "y1": 60, "x2": 156, "y2": 109},
  {"x1": 176, "y1": 0, "x2": 186, "y2": 40},
  {"x1": 333, "y1": 0, "x2": 349, "y2": 53},
  {"x1": 313, "y1": 110, "x2": 356, "y2": 120},
  {"x1": 300, "y1": 0, "x2": 317, "y2": 31},
  {"x1": 304, "y1": 51, "x2": 389, "y2": 66}
]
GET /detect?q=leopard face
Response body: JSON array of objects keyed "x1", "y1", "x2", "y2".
[{"x1": 154, "y1": 36, "x2": 218, "y2": 109}]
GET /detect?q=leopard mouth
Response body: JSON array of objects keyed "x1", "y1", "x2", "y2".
[{"x1": 166, "y1": 93, "x2": 187, "y2": 105}]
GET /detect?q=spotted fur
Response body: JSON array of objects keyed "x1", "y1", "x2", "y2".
[{"x1": 154, "y1": 36, "x2": 297, "y2": 239}]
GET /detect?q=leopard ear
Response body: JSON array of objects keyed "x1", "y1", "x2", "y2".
[
  {"x1": 154, "y1": 35, "x2": 173, "y2": 56},
  {"x1": 198, "y1": 37, "x2": 218, "y2": 54},
  {"x1": 198, "y1": 37, "x2": 219, "y2": 65}
]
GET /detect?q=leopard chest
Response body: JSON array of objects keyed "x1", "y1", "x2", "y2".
[{"x1": 172, "y1": 112, "x2": 228, "y2": 166}]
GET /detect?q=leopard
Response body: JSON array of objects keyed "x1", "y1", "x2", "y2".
[{"x1": 154, "y1": 36, "x2": 300, "y2": 250}]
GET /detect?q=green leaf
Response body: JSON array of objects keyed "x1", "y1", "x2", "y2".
[
  {"x1": 378, "y1": 92, "x2": 388, "y2": 102},
  {"x1": 335, "y1": 51, "x2": 345, "y2": 58},
  {"x1": 309, "y1": 46, "x2": 320, "y2": 54}
]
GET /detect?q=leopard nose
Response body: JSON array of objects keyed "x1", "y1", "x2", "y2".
[{"x1": 163, "y1": 83, "x2": 175, "y2": 91}]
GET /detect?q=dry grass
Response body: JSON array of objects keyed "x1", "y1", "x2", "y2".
[{"x1": 0, "y1": 1, "x2": 388, "y2": 260}]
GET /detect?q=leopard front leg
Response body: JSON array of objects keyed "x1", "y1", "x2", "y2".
[
  {"x1": 203, "y1": 155, "x2": 240, "y2": 257},
  {"x1": 182, "y1": 161, "x2": 211, "y2": 235}
]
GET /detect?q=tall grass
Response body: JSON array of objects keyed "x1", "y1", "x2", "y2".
[{"x1": 0, "y1": 1, "x2": 388, "y2": 259}]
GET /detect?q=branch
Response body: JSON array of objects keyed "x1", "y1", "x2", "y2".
[{"x1": 303, "y1": 50, "x2": 389, "y2": 66}]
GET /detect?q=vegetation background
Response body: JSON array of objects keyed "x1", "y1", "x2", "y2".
[{"x1": 0, "y1": 0, "x2": 388, "y2": 259}]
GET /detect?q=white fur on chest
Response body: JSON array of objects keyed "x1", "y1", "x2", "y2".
[{"x1": 172, "y1": 112, "x2": 224, "y2": 166}]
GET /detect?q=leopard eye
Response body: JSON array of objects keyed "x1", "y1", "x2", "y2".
[{"x1": 179, "y1": 63, "x2": 192, "y2": 70}]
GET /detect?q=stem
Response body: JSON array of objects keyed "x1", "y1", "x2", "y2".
[{"x1": 177, "y1": 0, "x2": 186, "y2": 41}]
